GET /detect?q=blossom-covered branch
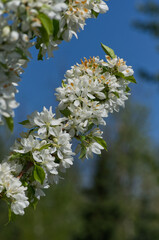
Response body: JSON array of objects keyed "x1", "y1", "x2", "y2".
[
  {"x1": 0, "y1": 44, "x2": 136, "y2": 217},
  {"x1": 0, "y1": 0, "x2": 108, "y2": 126}
]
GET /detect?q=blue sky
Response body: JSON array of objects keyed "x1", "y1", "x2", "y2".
[{"x1": 13, "y1": 0, "x2": 159, "y2": 143}]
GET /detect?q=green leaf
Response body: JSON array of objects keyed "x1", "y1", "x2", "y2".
[
  {"x1": 125, "y1": 86, "x2": 131, "y2": 92},
  {"x1": 29, "y1": 128, "x2": 37, "y2": 135},
  {"x1": 79, "y1": 146, "x2": 86, "y2": 159},
  {"x1": 5, "y1": 117, "x2": 14, "y2": 132},
  {"x1": 93, "y1": 137, "x2": 108, "y2": 151},
  {"x1": 60, "y1": 108, "x2": 71, "y2": 117},
  {"x1": 19, "y1": 119, "x2": 30, "y2": 125},
  {"x1": 101, "y1": 66, "x2": 110, "y2": 74},
  {"x1": 112, "y1": 91, "x2": 120, "y2": 98},
  {"x1": 101, "y1": 43, "x2": 116, "y2": 59},
  {"x1": 38, "y1": 47, "x2": 43, "y2": 61},
  {"x1": 33, "y1": 165, "x2": 45, "y2": 185},
  {"x1": 92, "y1": 10, "x2": 99, "y2": 18},
  {"x1": 52, "y1": 19, "x2": 59, "y2": 39},
  {"x1": 38, "y1": 12, "x2": 53, "y2": 36},
  {"x1": 115, "y1": 72, "x2": 137, "y2": 83},
  {"x1": 114, "y1": 72, "x2": 124, "y2": 78},
  {"x1": 80, "y1": 135, "x2": 86, "y2": 142},
  {"x1": 28, "y1": 185, "x2": 35, "y2": 200},
  {"x1": 125, "y1": 75, "x2": 137, "y2": 83},
  {"x1": 39, "y1": 26, "x2": 49, "y2": 45},
  {"x1": 35, "y1": 37, "x2": 44, "y2": 60},
  {"x1": 9, "y1": 152, "x2": 22, "y2": 161},
  {"x1": 62, "y1": 80, "x2": 67, "y2": 87},
  {"x1": 36, "y1": 143, "x2": 52, "y2": 152},
  {"x1": 86, "y1": 123, "x2": 94, "y2": 133},
  {"x1": 35, "y1": 37, "x2": 41, "y2": 49}
]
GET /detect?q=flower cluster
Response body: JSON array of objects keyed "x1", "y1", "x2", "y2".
[
  {"x1": 0, "y1": 45, "x2": 136, "y2": 217},
  {"x1": 0, "y1": 0, "x2": 67, "y2": 125},
  {"x1": 60, "y1": 0, "x2": 108, "y2": 42},
  {"x1": 0, "y1": 0, "x2": 108, "y2": 126},
  {"x1": 9, "y1": 107, "x2": 74, "y2": 204},
  {"x1": 0, "y1": 12, "x2": 31, "y2": 124},
  {"x1": 56, "y1": 48, "x2": 135, "y2": 137},
  {"x1": 0, "y1": 161, "x2": 29, "y2": 215}
]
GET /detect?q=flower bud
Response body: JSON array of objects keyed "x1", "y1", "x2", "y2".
[
  {"x1": 10, "y1": 31, "x2": 19, "y2": 42},
  {"x1": 2, "y1": 26, "x2": 10, "y2": 38}
]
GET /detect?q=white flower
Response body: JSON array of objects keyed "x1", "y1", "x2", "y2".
[
  {"x1": 75, "y1": 128, "x2": 104, "y2": 159},
  {"x1": 33, "y1": 149, "x2": 59, "y2": 175},
  {"x1": 32, "y1": 180, "x2": 49, "y2": 200},
  {"x1": 106, "y1": 56, "x2": 134, "y2": 77},
  {"x1": 89, "y1": 0, "x2": 109, "y2": 14},
  {"x1": 11, "y1": 199, "x2": 29, "y2": 215},
  {"x1": 26, "y1": 106, "x2": 66, "y2": 138},
  {"x1": 0, "y1": 162, "x2": 29, "y2": 215},
  {"x1": 12, "y1": 135, "x2": 47, "y2": 153},
  {"x1": 48, "y1": 126, "x2": 75, "y2": 170}
]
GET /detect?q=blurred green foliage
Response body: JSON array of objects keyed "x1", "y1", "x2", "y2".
[
  {"x1": 73, "y1": 103, "x2": 159, "y2": 240},
  {"x1": 0, "y1": 168, "x2": 84, "y2": 240},
  {"x1": 0, "y1": 102, "x2": 159, "y2": 240}
]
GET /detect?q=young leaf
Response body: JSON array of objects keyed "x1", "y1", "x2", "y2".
[
  {"x1": 115, "y1": 72, "x2": 137, "y2": 83},
  {"x1": 38, "y1": 47, "x2": 43, "y2": 61},
  {"x1": 28, "y1": 185, "x2": 35, "y2": 200},
  {"x1": 93, "y1": 137, "x2": 108, "y2": 151},
  {"x1": 112, "y1": 91, "x2": 120, "y2": 98},
  {"x1": 33, "y1": 165, "x2": 45, "y2": 185},
  {"x1": 101, "y1": 43, "x2": 116, "y2": 59},
  {"x1": 39, "y1": 26, "x2": 49, "y2": 45},
  {"x1": 52, "y1": 19, "x2": 59, "y2": 39},
  {"x1": 9, "y1": 152, "x2": 22, "y2": 161},
  {"x1": 35, "y1": 36, "x2": 42, "y2": 49},
  {"x1": 19, "y1": 119, "x2": 30, "y2": 125},
  {"x1": 80, "y1": 135, "x2": 86, "y2": 142},
  {"x1": 38, "y1": 12, "x2": 53, "y2": 36},
  {"x1": 79, "y1": 146, "x2": 86, "y2": 159},
  {"x1": 86, "y1": 123, "x2": 94, "y2": 133},
  {"x1": 62, "y1": 80, "x2": 66, "y2": 87},
  {"x1": 125, "y1": 75, "x2": 137, "y2": 83},
  {"x1": 114, "y1": 72, "x2": 125, "y2": 79},
  {"x1": 92, "y1": 10, "x2": 99, "y2": 18},
  {"x1": 5, "y1": 117, "x2": 14, "y2": 132},
  {"x1": 36, "y1": 143, "x2": 52, "y2": 152},
  {"x1": 60, "y1": 108, "x2": 71, "y2": 117},
  {"x1": 125, "y1": 86, "x2": 131, "y2": 92}
]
